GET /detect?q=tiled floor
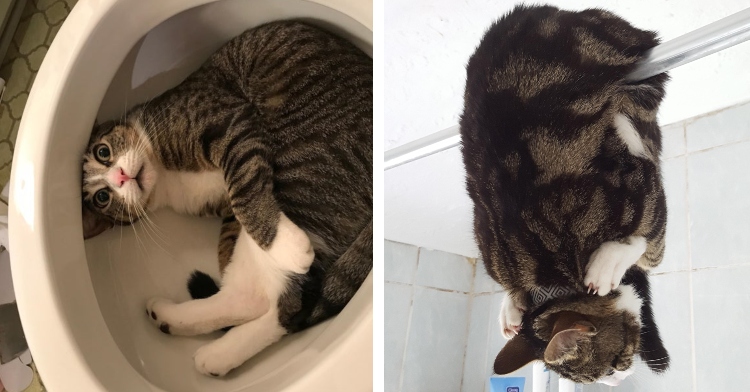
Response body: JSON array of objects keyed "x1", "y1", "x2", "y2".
[
  {"x1": 385, "y1": 100, "x2": 750, "y2": 392},
  {"x1": 0, "y1": 0, "x2": 77, "y2": 185}
]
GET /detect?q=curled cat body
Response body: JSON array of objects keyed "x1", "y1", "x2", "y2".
[
  {"x1": 81, "y1": 20, "x2": 372, "y2": 376},
  {"x1": 460, "y1": 4, "x2": 669, "y2": 386}
]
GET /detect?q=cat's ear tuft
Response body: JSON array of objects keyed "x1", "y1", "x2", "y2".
[
  {"x1": 493, "y1": 335, "x2": 537, "y2": 374},
  {"x1": 543, "y1": 324, "x2": 596, "y2": 364},
  {"x1": 82, "y1": 206, "x2": 114, "y2": 239}
]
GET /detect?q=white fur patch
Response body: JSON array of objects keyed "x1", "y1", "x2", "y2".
[
  {"x1": 266, "y1": 213, "x2": 315, "y2": 275},
  {"x1": 147, "y1": 169, "x2": 226, "y2": 214},
  {"x1": 597, "y1": 367, "x2": 634, "y2": 386},
  {"x1": 584, "y1": 236, "x2": 647, "y2": 296},
  {"x1": 499, "y1": 293, "x2": 525, "y2": 339},
  {"x1": 614, "y1": 113, "x2": 647, "y2": 158},
  {"x1": 615, "y1": 284, "x2": 642, "y2": 321},
  {"x1": 193, "y1": 306, "x2": 287, "y2": 376}
]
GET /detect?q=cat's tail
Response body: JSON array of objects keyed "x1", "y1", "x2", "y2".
[
  {"x1": 187, "y1": 270, "x2": 233, "y2": 332},
  {"x1": 187, "y1": 270, "x2": 220, "y2": 299},
  {"x1": 286, "y1": 218, "x2": 373, "y2": 333}
]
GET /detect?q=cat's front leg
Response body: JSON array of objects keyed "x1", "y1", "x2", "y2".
[
  {"x1": 265, "y1": 213, "x2": 315, "y2": 275},
  {"x1": 205, "y1": 112, "x2": 314, "y2": 274},
  {"x1": 584, "y1": 236, "x2": 647, "y2": 296},
  {"x1": 499, "y1": 292, "x2": 526, "y2": 339}
]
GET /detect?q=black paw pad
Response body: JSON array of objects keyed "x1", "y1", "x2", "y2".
[{"x1": 159, "y1": 323, "x2": 170, "y2": 334}]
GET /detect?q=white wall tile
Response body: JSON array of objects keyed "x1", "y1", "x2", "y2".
[
  {"x1": 385, "y1": 283, "x2": 414, "y2": 392},
  {"x1": 686, "y1": 101, "x2": 750, "y2": 152},
  {"x1": 660, "y1": 157, "x2": 689, "y2": 273},
  {"x1": 401, "y1": 287, "x2": 471, "y2": 392},
  {"x1": 687, "y1": 141, "x2": 750, "y2": 268},
  {"x1": 661, "y1": 122, "x2": 686, "y2": 159},
  {"x1": 415, "y1": 248, "x2": 474, "y2": 292},
  {"x1": 463, "y1": 294, "x2": 492, "y2": 392},
  {"x1": 385, "y1": 241, "x2": 419, "y2": 284},
  {"x1": 692, "y1": 266, "x2": 750, "y2": 391}
]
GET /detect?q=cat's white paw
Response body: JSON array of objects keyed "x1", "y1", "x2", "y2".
[
  {"x1": 267, "y1": 213, "x2": 315, "y2": 274},
  {"x1": 194, "y1": 341, "x2": 240, "y2": 377},
  {"x1": 499, "y1": 293, "x2": 525, "y2": 339},
  {"x1": 584, "y1": 236, "x2": 647, "y2": 296},
  {"x1": 146, "y1": 297, "x2": 176, "y2": 335}
]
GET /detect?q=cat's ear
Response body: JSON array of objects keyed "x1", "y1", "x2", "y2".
[
  {"x1": 82, "y1": 206, "x2": 114, "y2": 239},
  {"x1": 543, "y1": 321, "x2": 597, "y2": 364},
  {"x1": 493, "y1": 335, "x2": 538, "y2": 374}
]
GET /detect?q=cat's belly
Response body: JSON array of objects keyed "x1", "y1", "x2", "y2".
[{"x1": 149, "y1": 169, "x2": 228, "y2": 215}]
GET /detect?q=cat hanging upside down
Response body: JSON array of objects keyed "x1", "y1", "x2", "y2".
[
  {"x1": 460, "y1": 5, "x2": 670, "y2": 386},
  {"x1": 81, "y1": 20, "x2": 372, "y2": 377}
]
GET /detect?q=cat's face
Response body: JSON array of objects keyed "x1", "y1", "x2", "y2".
[
  {"x1": 81, "y1": 120, "x2": 158, "y2": 238},
  {"x1": 494, "y1": 292, "x2": 668, "y2": 385}
]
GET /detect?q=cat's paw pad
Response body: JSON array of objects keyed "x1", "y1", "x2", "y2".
[
  {"x1": 584, "y1": 236, "x2": 647, "y2": 296},
  {"x1": 146, "y1": 297, "x2": 174, "y2": 334},
  {"x1": 499, "y1": 294, "x2": 525, "y2": 339},
  {"x1": 194, "y1": 343, "x2": 238, "y2": 377},
  {"x1": 267, "y1": 214, "x2": 315, "y2": 274}
]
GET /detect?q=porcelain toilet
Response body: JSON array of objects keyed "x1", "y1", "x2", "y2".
[{"x1": 7, "y1": 0, "x2": 372, "y2": 390}]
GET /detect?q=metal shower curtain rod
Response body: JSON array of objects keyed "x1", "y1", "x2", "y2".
[{"x1": 384, "y1": 7, "x2": 750, "y2": 171}]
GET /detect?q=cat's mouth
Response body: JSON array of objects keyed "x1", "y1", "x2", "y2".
[{"x1": 135, "y1": 166, "x2": 144, "y2": 191}]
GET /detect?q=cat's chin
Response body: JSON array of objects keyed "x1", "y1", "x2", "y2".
[{"x1": 597, "y1": 368, "x2": 634, "y2": 386}]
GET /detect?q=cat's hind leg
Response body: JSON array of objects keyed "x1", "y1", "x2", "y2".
[
  {"x1": 146, "y1": 218, "x2": 270, "y2": 336},
  {"x1": 193, "y1": 306, "x2": 287, "y2": 377},
  {"x1": 584, "y1": 236, "x2": 647, "y2": 296}
]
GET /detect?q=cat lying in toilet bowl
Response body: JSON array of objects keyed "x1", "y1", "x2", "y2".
[{"x1": 81, "y1": 20, "x2": 372, "y2": 377}]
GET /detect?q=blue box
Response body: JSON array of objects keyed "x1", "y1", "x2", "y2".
[{"x1": 489, "y1": 376, "x2": 525, "y2": 392}]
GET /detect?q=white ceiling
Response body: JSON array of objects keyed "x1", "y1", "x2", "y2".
[{"x1": 385, "y1": 0, "x2": 750, "y2": 256}]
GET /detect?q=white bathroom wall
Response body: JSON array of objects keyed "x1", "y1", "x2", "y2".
[{"x1": 384, "y1": 0, "x2": 750, "y2": 256}]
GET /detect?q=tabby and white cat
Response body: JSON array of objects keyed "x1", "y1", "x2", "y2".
[
  {"x1": 81, "y1": 20, "x2": 372, "y2": 377},
  {"x1": 460, "y1": 5, "x2": 670, "y2": 385}
]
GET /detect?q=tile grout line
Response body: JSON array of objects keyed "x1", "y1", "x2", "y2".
[
  {"x1": 683, "y1": 137, "x2": 698, "y2": 392},
  {"x1": 684, "y1": 135, "x2": 750, "y2": 156},
  {"x1": 458, "y1": 258, "x2": 478, "y2": 392},
  {"x1": 396, "y1": 246, "x2": 421, "y2": 392}
]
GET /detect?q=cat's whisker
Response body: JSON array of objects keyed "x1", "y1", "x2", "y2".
[
  {"x1": 133, "y1": 204, "x2": 173, "y2": 257},
  {"x1": 127, "y1": 203, "x2": 146, "y2": 256}
]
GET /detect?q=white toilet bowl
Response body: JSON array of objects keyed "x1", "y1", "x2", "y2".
[{"x1": 7, "y1": 0, "x2": 372, "y2": 391}]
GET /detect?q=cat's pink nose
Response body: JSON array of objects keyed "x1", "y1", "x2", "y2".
[{"x1": 110, "y1": 168, "x2": 131, "y2": 187}]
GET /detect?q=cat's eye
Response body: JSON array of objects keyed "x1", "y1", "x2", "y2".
[
  {"x1": 94, "y1": 189, "x2": 111, "y2": 208},
  {"x1": 606, "y1": 369, "x2": 615, "y2": 376},
  {"x1": 95, "y1": 144, "x2": 111, "y2": 163}
]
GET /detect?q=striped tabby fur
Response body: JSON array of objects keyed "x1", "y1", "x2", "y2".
[
  {"x1": 82, "y1": 20, "x2": 372, "y2": 376},
  {"x1": 460, "y1": 5, "x2": 669, "y2": 385}
]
